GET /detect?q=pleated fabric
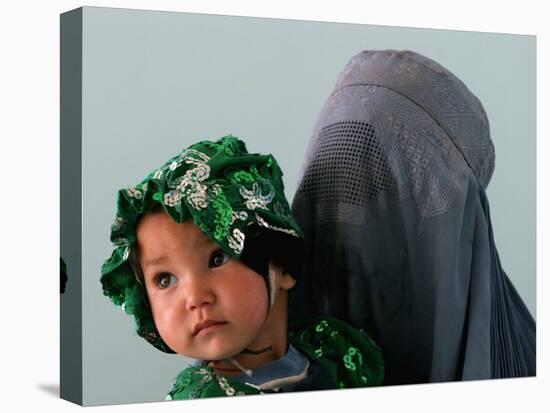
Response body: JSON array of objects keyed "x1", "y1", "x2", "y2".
[{"x1": 289, "y1": 50, "x2": 535, "y2": 383}]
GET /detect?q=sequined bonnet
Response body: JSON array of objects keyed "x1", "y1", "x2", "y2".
[{"x1": 100, "y1": 135, "x2": 304, "y2": 353}]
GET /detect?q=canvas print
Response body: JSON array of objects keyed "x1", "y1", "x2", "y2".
[{"x1": 60, "y1": 6, "x2": 536, "y2": 406}]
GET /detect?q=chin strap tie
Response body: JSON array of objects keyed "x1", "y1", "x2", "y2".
[
  {"x1": 269, "y1": 267, "x2": 277, "y2": 309},
  {"x1": 228, "y1": 357, "x2": 253, "y2": 376}
]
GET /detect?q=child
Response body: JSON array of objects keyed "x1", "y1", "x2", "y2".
[{"x1": 101, "y1": 135, "x2": 383, "y2": 399}]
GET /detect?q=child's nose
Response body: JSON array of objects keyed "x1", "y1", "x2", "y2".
[{"x1": 184, "y1": 277, "x2": 214, "y2": 311}]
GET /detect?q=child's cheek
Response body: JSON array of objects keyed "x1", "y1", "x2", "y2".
[
  {"x1": 150, "y1": 295, "x2": 189, "y2": 348},
  {"x1": 221, "y1": 272, "x2": 268, "y2": 327}
]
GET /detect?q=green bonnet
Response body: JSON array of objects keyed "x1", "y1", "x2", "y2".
[{"x1": 101, "y1": 135, "x2": 304, "y2": 353}]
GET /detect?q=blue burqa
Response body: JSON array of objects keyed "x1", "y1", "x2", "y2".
[{"x1": 289, "y1": 50, "x2": 536, "y2": 384}]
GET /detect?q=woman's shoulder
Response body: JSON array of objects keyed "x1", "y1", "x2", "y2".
[{"x1": 288, "y1": 316, "x2": 385, "y2": 388}]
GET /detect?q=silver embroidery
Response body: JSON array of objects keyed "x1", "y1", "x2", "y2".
[
  {"x1": 182, "y1": 148, "x2": 210, "y2": 164},
  {"x1": 239, "y1": 179, "x2": 275, "y2": 210},
  {"x1": 175, "y1": 164, "x2": 210, "y2": 190},
  {"x1": 126, "y1": 187, "x2": 143, "y2": 199},
  {"x1": 217, "y1": 376, "x2": 236, "y2": 396},
  {"x1": 111, "y1": 216, "x2": 127, "y2": 232},
  {"x1": 227, "y1": 228, "x2": 245, "y2": 254},
  {"x1": 112, "y1": 237, "x2": 130, "y2": 247},
  {"x1": 163, "y1": 151, "x2": 212, "y2": 210},
  {"x1": 255, "y1": 213, "x2": 299, "y2": 237},
  {"x1": 211, "y1": 184, "x2": 223, "y2": 196},
  {"x1": 230, "y1": 210, "x2": 249, "y2": 225},
  {"x1": 164, "y1": 190, "x2": 182, "y2": 207},
  {"x1": 185, "y1": 182, "x2": 209, "y2": 210}
]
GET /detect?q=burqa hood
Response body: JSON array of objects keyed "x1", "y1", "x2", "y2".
[{"x1": 290, "y1": 50, "x2": 535, "y2": 383}]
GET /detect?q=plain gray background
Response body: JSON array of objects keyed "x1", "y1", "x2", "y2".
[{"x1": 75, "y1": 6, "x2": 535, "y2": 406}]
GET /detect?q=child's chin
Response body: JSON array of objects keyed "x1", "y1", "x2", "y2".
[{"x1": 199, "y1": 345, "x2": 247, "y2": 363}]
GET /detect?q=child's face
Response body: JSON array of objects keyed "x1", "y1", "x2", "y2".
[{"x1": 136, "y1": 210, "x2": 270, "y2": 361}]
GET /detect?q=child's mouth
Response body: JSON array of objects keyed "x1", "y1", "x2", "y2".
[{"x1": 193, "y1": 320, "x2": 228, "y2": 336}]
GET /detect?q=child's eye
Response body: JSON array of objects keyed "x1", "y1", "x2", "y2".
[
  {"x1": 155, "y1": 273, "x2": 178, "y2": 289},
  {"x1": 209, "y1": 249, "x2": 231, "y2": 268}
]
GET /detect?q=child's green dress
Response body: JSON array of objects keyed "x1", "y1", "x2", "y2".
[{"x1": 166, "y1": 316, "x2": 384, "y2": 399}]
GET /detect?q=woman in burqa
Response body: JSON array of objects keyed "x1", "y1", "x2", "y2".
[{"x1": 289, "y1": 50, "x2": 535, "y2": 384}]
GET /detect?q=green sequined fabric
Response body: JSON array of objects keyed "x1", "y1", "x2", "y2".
[
  {"x1": 288, "y1": 316, "x2": 384, "y2": 389},
  {"x1": 167, "y1": 366, "x2": 263, "y2": 400},
  {"x1": 100, "y1": 135, "x2": 303, "y2": 353},
  {"x1": 166, "y1": 317, "x2": 384, "y2": 400}
]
